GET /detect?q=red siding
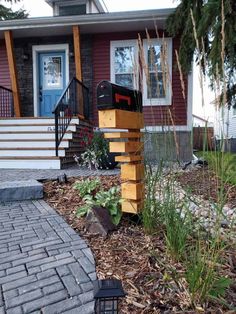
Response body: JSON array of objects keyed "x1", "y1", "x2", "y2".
[
  {"x1": 0, "y1": 40, "x2": 11, "y2": 89},
  {"x1": 92, "y1": 32, "x2": 188, "y2": 127}
]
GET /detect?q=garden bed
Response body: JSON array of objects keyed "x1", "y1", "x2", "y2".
[
  {"x1": 177, "y1": 167, "x2": 236, "y2": 208},
  {"x1": 43, "y1": 172, "x2": 236, "y2": 313}
]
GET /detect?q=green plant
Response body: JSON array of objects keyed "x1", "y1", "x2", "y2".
[
  {"x1": 143, "y1": 164, "x2": 192, "y2": 260},
  {"x1": 161, "y1": 178, "x2": 192, "y2": 261},
  {"x1": 185, "y1": 239, "x2": 231, "y2": 305},
  {"x1": 73, "y1": 178, "x2": 101, "y2": 198},
  {"x1": 201, "y1": 151, "x2": 236, "y2": 186},
  {"x1": 76, "y1": 186, "x2": 122, "y2": 225},
  {"x1": 80, "y1": 131, "x2": 113, "y2": 170},
  {"x1": 95, "y1": 187, "x2": 122, "y2": 225},
  {"x1": 142, "y1": 164, "x2": 164, "y2": 232}
]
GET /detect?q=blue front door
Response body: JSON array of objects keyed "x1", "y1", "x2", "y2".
[{"x1": 38, "y1": 51, "x2": 66, "y2": 117}]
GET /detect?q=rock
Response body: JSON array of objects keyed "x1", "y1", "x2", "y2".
[
  {"x1": 57, "y1": 173, "x2": 68, "y2": 184},
  {"x1": 221, "y1": 220, "x2": 230, "y2": 229},
  {"x1": 85, "y1": 206, "x2": 116, "y2": 237},
  {"x1": 189, "y1": 201, "x2": 199, "y2": 213}
]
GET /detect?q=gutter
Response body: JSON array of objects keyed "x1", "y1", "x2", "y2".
[{"x1": 0, "y1": 8, "x2": 174, "y2": 31}]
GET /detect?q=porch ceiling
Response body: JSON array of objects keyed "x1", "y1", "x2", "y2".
[{"x1": 0, "y1": 8, "x2": 174, "y2": 39}]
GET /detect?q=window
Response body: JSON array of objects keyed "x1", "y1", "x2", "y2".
[
  {"x1": 110, "y1": 40, "x2": 138, "y2": 90},
  {"x1": 110, "y1": 38, "x2": 172, "y2": 105},
  {"x1": 143, "y1": 38, "x2": 172, "y2": 105},
  {"x1": 58, "y1": 4, "x2": 86, "y2": 16}
]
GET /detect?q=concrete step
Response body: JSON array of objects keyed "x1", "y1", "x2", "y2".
[
  {"x1": 0, "y1": 124, "x2": 77, "y2": 132},
  {"x1": 0, "y1": 140, "x2": 69, "y2": 148},
  {"x1": 0, "y1": 180, "x2": 43, "y2": 201},
  {"x1": 0, "y1": 132, "x2": 73, "y2": 140},
  {"x1": 0, "y1": 117, "x2": 79, "y2": 125},
  {"x1": 0, "y1": 148, "x2": 65, "y2": 157},
  {"x1": 0, "y1": 157, "x2": 61, "y2": 169}
]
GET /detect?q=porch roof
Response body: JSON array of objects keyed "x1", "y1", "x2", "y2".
[{"x1": 0, "y1": 8, "x2": 174, "y2": 39}]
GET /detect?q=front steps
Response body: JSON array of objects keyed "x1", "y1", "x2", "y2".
[{"x1": 0, "y1": 117, "x2": 81, "y2": 169}]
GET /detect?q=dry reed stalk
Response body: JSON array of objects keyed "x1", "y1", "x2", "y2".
[
  {"x1": 175, "y1": 49, "x2": 186, "y2": 101},
  {"x1": 190, "y1": 9, "x2": 205, "y2": 108},
  {"x1": 167, "y1": 107, "x2": 180, "y2": 159}
]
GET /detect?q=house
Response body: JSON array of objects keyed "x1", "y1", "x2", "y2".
[
  {"x1": 0, "y1": 0, "x2": 193, "y2": 169},
  {"x1": 214, "y1": 105, "x2": 236, "y2": 152}
]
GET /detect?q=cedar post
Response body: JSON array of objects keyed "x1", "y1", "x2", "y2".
[
  {"x1": 72, "y1": 25, "x2": 84, "y2": 117},
  {"x1": 99, "y1": 109, "x2": 145, "y2": 214},
  {"x1": 4, "y1": 30, "x2": 21, "y2": 117}
]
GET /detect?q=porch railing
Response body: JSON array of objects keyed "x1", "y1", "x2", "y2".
[
  {"x1": 52, "y1": 77, "x2": 89, "y2": 157},
  {"x1": 0, "y1": 86, "x2": 14, "y2": 117}
]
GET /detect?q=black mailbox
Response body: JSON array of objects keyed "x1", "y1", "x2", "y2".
[{"x1": 97, "y1": 81, "x2": 142, "y2": 112}]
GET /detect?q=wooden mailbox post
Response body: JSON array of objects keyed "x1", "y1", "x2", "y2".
[{"x1": 97, "y1": 81, "x2": 144, "y2": 214}]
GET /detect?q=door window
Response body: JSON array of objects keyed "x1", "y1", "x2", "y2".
[{"x1": 42, "y1": 56, "x2": 63, "y2": 90}]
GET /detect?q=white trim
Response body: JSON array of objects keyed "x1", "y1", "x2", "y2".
[
  {"x1": 110, "y1": 39, "x2": 139, "y2": 89},
  {"x1": 143, "y1": 38, "x2": 172, "y2": 106},
  {"x1": 187, "y1": 65, "x2": 193, "y2": 131},
  {"x1": 32, "y1": 44, "x2": 69, "y2": 117}
]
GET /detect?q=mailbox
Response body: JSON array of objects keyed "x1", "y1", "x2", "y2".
[{"x1": 97, "y1": 81, "x2": 142, "y2": 112}]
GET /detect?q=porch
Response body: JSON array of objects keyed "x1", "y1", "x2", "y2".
[{"x1": 0, "y1": 22, "x2": 93, "y2": 169}]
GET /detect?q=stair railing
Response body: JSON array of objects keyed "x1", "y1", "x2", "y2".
[
  {"x1": 0, "y1": 86, "x2": 14, "y2": 117},
  {"x1": 52, "y1": 77, "x2": 89, "y2": 157}
]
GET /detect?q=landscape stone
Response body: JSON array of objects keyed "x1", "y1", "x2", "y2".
[
  {"x1": 0, "y1": 180, "x2": 43, "y2": 201},
  {"x1": 85, "y1": 206, "x2": 116, "y2": 237}
]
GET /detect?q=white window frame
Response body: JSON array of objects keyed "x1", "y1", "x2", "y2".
[
  {"x1": 143, "y1": 38, "x2": 172, "y2": 106},
  {"x1": 110, "y1": 40, "x2": 139, "y2": 90}
]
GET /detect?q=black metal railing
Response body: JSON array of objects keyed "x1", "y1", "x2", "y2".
[
  {"x1": 53, "y1": 77, "x2": 89, "y2": 157},
  {"x1": 0, "y1": 86, "x2": 14, "y2": 117}
]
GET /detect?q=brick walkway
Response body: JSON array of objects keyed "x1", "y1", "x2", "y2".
[{"x1": 0, "y1": 200, "x2": 96, "y2": 314}]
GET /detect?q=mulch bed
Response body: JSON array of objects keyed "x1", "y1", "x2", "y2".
[
  {"x1": 43, "y1": 173, "x2": 236, "y2": 314},
  {"x1": 177, "y1": 167, "x2": 236, "y2": 208}
]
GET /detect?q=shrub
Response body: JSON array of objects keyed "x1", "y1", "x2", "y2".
[
  {"x1": 73, "y1": 178, "x2": 101, "y2": 198},
  {"x1": 79, "y1": 130, "x2": 116, "y2": 170},
  {"x1": 76, "y1": 186, "x2": 122, "y2": 225}
]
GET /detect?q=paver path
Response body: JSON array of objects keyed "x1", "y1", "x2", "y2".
[
  {"x1": 0, "y1": 200, "x2": 96, "y2": 314},
  {"x1": 0, "y1": 166, "x2": 119, "y2": 182}
]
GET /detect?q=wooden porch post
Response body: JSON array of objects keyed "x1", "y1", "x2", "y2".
[
  {"x1": 72, "y1": 25, "x2": 84, "y2": 117},
  {"x1": 4, "y1": 30, "x2": 21, "y2": 117}
]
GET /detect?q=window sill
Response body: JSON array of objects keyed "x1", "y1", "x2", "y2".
[{"x1": 143, "y1": 99, "x2": 171, "y2": 106}]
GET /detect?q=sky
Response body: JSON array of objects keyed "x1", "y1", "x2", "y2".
[
  {"x1": 7, "y1": 0, "x2": 179, "y2": 17},
  {"x1": 5, "y1": 0, "x2": 214, "y2": 121}
]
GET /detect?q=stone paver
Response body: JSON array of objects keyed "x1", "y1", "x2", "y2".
[
  {"x1": 0, "y1": 166, "x2": 119, "y2": 182},
  {"x1": 0, "y1": 200, "x2": 96, "y2": 314}
]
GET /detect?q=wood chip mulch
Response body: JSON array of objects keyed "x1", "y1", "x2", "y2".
[
  {"x1": 43, "y1": 174, "x2": 236, "y2": 314},
  {"x1": 177, "y1": 167, "x2": 236, "y2": 208}
]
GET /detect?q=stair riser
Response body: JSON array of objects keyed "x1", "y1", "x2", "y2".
[
  {"x1": 0, "y1": 160, "x2": 61, "y2": 169},
  {"x1": 0, "y1": 142, "x2": 69, "y2": 148},
  {"x1": 0, "y1": 118, "x2": 79, "y2": 125},
  {"x1": 0, "y1": 150, "x2": 65, "y2": 157},
  {"x1": 0, "y1": 125, "x2": 76, "y2": 132},
  {"x1": 0, "y1": 133, "x2": 73, "y2": 140}
]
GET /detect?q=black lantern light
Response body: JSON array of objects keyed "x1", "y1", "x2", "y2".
[{"x1": 94, "y1": 279, "x2": 126, "y2": 314}]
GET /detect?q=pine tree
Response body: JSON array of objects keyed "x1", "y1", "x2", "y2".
[
  {"x1": 167, "y1": 0, "x2": 236, "y2": 108},
  {"x1": 0, "y1": 0, "x2": 28, "y2": 20}
]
